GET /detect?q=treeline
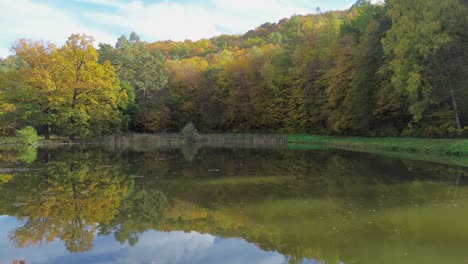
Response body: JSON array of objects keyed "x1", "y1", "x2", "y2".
[{"x1": 0, "y1": 0, "x2": 467, "y2": 138}]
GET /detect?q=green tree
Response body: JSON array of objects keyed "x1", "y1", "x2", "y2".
[
  {"x1": 428, "y1": 4, "x2": 468, "y2": 134},
  {"x1": 100, "y1": 33, "x2": 168, "y2": 131},
  {"x1": 9, "y1": 39, "x2": 57, "y2": 138},
  {"x1": 382, "y1": 0, "x2": 465, "y2": 122}
]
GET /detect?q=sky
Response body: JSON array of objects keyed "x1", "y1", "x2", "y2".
[{"x1": 0, "y1": 0, "x2": 365, "y2": 58}]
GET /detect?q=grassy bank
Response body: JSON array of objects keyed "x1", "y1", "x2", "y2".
[{"x1": 289, "y1": 134, "x2": 468, "y2": 156}]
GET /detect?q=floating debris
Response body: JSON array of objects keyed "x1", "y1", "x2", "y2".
[
  {"x1": 208, "y1": 169, "x2": 220, "y2": 172},
  {"x1": 0, "y1": 168, "x2": 31, "y2": 173},
  {"x1": 12, "y1": 203, "x2": 28, "y2": 208}
]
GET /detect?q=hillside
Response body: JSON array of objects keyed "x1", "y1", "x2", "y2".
[{"x1": 0, "y1": 0, "x2": 467, "y2": 138}]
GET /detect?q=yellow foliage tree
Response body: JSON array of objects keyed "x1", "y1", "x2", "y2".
[
  {"x1": 9, "y1": 34, "x2": 128, "y2": 139},
  {"x1": 52, "y1": 34, "x2": 127, "y2": 138}
]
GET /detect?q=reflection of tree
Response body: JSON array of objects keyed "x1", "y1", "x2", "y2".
[
  {"x1": 180, "y1": 142, "x2": 200, "y2": 162},
  {"x1": 9, "y1": 154, "x2": 129, "y2": 253},
  {"x1": 100, "y1": 185, "x2": 168, "y2": 246},
  {"x1": 2, "y1": 145, "x2": 468, "y2": 263},
  {"x1": 16, "y1": 146, "x2": 37, "y2": 164},
  {"x1": 285, "y1": 255, "x2": 304, "y2": 264},
  {"x1": 0, "y1": 173, "x2": 13, "y2": 185}
]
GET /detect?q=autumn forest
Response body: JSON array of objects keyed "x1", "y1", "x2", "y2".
[{"x1": 0, "y1": 0, "x2": 467, "y2": 139}]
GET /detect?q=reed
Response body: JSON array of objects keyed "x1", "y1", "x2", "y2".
[{"x1": 102, "y1": 133, "x2": 288, "y2": 152}]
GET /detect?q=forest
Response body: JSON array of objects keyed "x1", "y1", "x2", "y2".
[{"x1": 0, "y1": 0, "x2": 467, "y2": 139}]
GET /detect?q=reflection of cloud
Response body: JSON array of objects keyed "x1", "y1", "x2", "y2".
[
  {"x1": 0, "y1": 217, "x2": 287, "y2": 264},
  {"x1": 0, "y1": 217, "x2": 67, "y2": 264},
  {"x1": 110, "y1": 231, "x2": 215, "y2": 264}
]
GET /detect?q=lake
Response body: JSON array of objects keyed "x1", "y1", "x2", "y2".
[{"x1": 0, "y1": 144, "x2": 467, "y2": 264}]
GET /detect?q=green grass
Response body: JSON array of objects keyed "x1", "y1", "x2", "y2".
[
  {"x1": 289, "y1": 134, "x2": 468, "y2": 156},
  {"x1": 192, "y1": 176, "x2": 290, "y2": 186}
]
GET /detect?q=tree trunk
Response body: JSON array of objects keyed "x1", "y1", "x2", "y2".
[
  {"x1": 449, "y1": 79, "x2": 462, "y2": 133},
  {"x1": 44, "y1": 124, "x2": 50, "y2": 140},
  {"x1": 69, "y1": 89, "x2": 78, "y2": 140}
]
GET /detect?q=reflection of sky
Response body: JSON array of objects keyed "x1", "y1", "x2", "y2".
[{"x1": 0, "y1": 216, "x2": 318, "y2": 264}]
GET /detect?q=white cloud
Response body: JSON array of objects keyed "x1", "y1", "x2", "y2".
[
  {"x1": 72, "y1": 0, "x2": 124, "y2": 8},
  {"x1": 86, "y1": 1, "x2": 222, "y2": 42},
  {"x1": 0, "y1": 0, "x2": 369, "y2": 58},
  {"x1": 0, "y1": 0, "x2": 117, "y2": 58},
  {"x1": 0, "y1": 47, "x2": 10, "y2": 58},
  {"x1": 213, "y1": 0, "x2": 311, "y2": 14},
  {"x1": 210, "y1": 0, "x2": 313, "y2": 34},
  {"x1": 82, "y1": 0, "x2": 318, "y2": 45}
]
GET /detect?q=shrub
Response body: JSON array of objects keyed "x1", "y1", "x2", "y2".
[
  {"x1": 181, "y1": 122, "x2": 198, "y2": 142},
  {"x1": 16, "y1": 126, "x2": 40, "y2": 145},
  {"x1": 447, "y1": 141, "x2": 468, "y2": 155}
]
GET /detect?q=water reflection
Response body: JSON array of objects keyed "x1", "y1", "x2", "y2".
[
  {"x1": 1, "y1": 219, "x2": 289, "y2": 264},
  {"x1": 16, "y1": 145, "x2": 37, "y2": 164},
  {"x1": 5, "y1": 150, "x2": 129, "y2": 253},
  {"x1": 0, "y1": 146, "x2": 467, "y2": 264}
]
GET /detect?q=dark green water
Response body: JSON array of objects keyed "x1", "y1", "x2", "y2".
[{"x1": 0, "y1": 145, "x2": 467, "y2": 264}]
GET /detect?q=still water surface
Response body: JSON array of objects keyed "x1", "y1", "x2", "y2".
[{"x1": 0, "y1": 145, "x2": 467, "y2": 264}]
